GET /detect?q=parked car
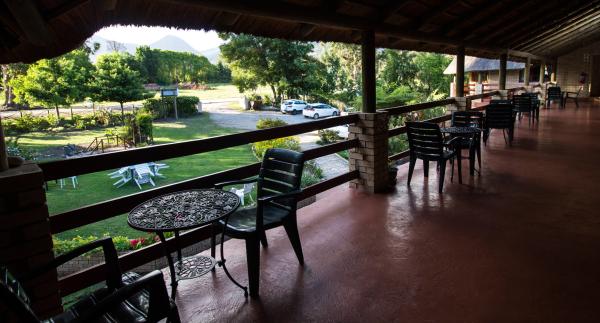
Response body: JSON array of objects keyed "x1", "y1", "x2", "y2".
[
  {"x1": 303, "y1": 103, "x2": 340, "y2": 119},
  {"x1": 280, "y1": 99, "x2": 308, "y2": 114}
]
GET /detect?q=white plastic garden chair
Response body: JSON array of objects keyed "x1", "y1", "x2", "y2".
[
  {"x1": 150, "y1": 162, "x2": 169, "y2": 178},
  {"x1": 110, "y1": 167, "x2": 132, "y2": 188},
  {"x1": 133, "y1": 164, "x2": 155, "y2": 190},
  {"x1": 59, "y1": 176, "x2": 78, "y2": 189},
  {"x1": 228, "y1": 183, "x2": 255, "y2": 206}
]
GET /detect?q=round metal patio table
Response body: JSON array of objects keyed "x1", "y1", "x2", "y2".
[
  {"x1": 441, "y1": 127, "x2": 482, "y2": 175},
  {"x1": 128, "y1": 189, "x2": 240, "y2": 298}
]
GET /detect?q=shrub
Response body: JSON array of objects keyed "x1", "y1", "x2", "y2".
[
  {"x1": 252, "y1": 137, "x2": 300, "y2": 160},
  {"x1": 53, "y1": 234, "x2": 154, "y2": 256},
  {"x1": 141, "y1": 96, "x2": 199, "y2": 119},
  {"x1": 6, "y1": 138, "x2": 38, "y2": 161},
  {"x1": 317, "y1": 129, "x2": 341, "y2": 144},
  {"x1": 256, "y1": 118, "x2": 288, "y2": 129},
  {"x1": 121, "y1": 112, "x2": 153, "y2": 145}
]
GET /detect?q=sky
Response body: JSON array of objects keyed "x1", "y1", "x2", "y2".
[{"x1": 94, "y1": 25, "x2": 225, "y2": 51}]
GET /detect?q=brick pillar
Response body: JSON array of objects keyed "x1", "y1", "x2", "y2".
[
  {"x1": 348, "y1": 112, "x2": 389, "y2": 193},
  {"x1": 448, "y1": 96, "x2": 467, "y2": 112},
  {"x1": 0, "y1": 163, "x2": 62, "y2": 319}
]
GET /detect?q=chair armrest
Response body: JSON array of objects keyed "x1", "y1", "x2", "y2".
[
  {"x1": 19, "y1": 237, "x2": 122, "y2": 290},
  {"x1": 444, "y1": 137, "x2": 461, "y2": 148},
  {"x1": 73, "y1": 270, "x2": 173, "y2": 323},
  {"x1": 214, "y1": 177, "x2": 258, "y2": 189},
  {"x1": 257, "y1": 190, "x2": 302, "y2": 203}
]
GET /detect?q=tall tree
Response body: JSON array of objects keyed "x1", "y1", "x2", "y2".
[
  {"x1": 219, "y1": 33, "x2": 315, "y2": 102},
  {"x1": 1, "y1": 63, "x2": 28, "y2": 107},
  {"x1": 10, "y1": 48, "x2": 93, "y2": 118},
  {"x1": 412, "y1": 52, "x2": 452, "y2": 96},
  {"x1": 91, "y1": 52, "x2": 144, "y2": 119}
]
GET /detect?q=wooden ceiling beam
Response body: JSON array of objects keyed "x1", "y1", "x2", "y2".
[
  {"x1": 522, "y1": 16, "x2": 600, "y2": 53},
  {"x1": 4, "y1": 0, "x2": 55, "y2": 46},
  {"x1": 463, "y1": 0, "x2": 543, "y2": 41},
  {"x1": 506, "y1": 2, "x2": 600, "y2": 49},
  {"x1": 163, "y1": 0, "x2": 505, "y2": 53},
  {"x1": 415, "y1": 0, "x2": 463, "y2": 31},
  {"x1": 379, "y1": 0, "x2": 412, "y2": 22},
  {"x1": 445, "y1": 0, "x2": 520, "y2": 37},
  {"x1": 46, "y1": 0, "x2": 90, "y2": 20},
  {"x1": 550, "y1": 32, "x2": 600, "y2": 56}
]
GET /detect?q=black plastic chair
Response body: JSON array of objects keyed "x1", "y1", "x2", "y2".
[
  {"x1": 451, "y1": 111, "x2": 484, "y2": 176},
  {"x1": 490, "y1": 99, "x2": 513, "y2": 105},
  {"x1": 546, "y1": 86, "x2": 563, "y2": 108},
  {"x1": 0, "y1": 237, "x2": 180, "y2": 323},
  {"x1": 525, "y1": 92, "x2": 541, "y2": 120},
  {"x1": 406, "y1": 122, "x2": 461, "y2": 193},
  {"x1": 213, "y1": 148, "x2": 305, "y2": 297},
  {"x1": 484, "y1": 104, "x2": 515, "y2": 145},
  {"x1": 563, "y1": 87, "x2": 581, "y2": 108},
  {"x1": 513, "y1": 94, "x2": 533, "y2": 126}
]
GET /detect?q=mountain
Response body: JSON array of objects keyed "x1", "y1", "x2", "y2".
[
  {"x1": 88, "y1": 34, "x2": 138, "y2": 60},
  {"x1": 149, "y1": 35, "x2": 199, "y2": 55},
  {"x1": 200, "y1": 47, "x2": 220, "y2": 63}
]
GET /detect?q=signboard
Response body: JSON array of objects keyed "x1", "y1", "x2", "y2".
[{"x1": 160, "y1": 88, "x2": 179, "y2": 97}]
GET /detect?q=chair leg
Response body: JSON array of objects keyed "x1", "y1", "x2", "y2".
[
  {"x1": 283, "y1": 216, "x2": 304, "y2": 265},
  {"x1": 423, "y1": 160, "x2": 429, "y2": 178},
  {"x1": 469, "y1": 145, "x2": 475, "y2": 176},
  {"x1": 438, "y1": 159, "x2": 447, "y2": 193},
  {"x1": 456, "y1": 151, "x2": 462, "y2": 184},
  {"x1": 407, "y1": 157, "x2": 416, "y2": 185},
  {"x1": 245, "y1": 237, "x2": 261, "y2": 297},
  {"x1": 476, "y1": 140, "x2": 482, "y2": 172},
  {"x1": 260, "y1": 230, "x2": 268, "y2": 248},
  {"x1": 210, "y1": 224, "x2": 217, "y2": 259},
  {"x1": 167, "y1": 306, "x2": 182, "y2": 323}
]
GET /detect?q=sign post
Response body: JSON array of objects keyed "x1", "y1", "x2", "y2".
[
  {"x1": 161, "y1": 88, "x2": 179, "y2": 119},
  {"x1": 0, "y1": 115, "x2": 9, "y2": 171}
]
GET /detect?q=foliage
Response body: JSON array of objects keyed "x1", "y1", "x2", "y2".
[
  {"x1": 1, "y1": 63, "x2": 28, "y2": 107},
  {"x1": 256, "y1": 117, "x2": 287, "y2": 129},
  {"x1": 10, "y1": 48, "x2": 94, "y2": 118},
  {"x1": 252, "y1": 136, "x2": 301, "y2": 160},
  {"x1": 6, "y1": 138, "x2": 38, "y2": 161},
  {"x1": 2, "y1": 111, "x2": 123, "y2": 135},
  {"x1": 220, "y1": 33, "x2": 321, "y2": 104},
  {"x1": 141, "y1": 96, "x2": 199, "y2": 119},
  {"x1": 122, "y1": 112, "x2": 153, "y2": 145},
  {"x1": 52, "y1": 234, "x2": 154, "y2": 256},
  {"x1": 90, "y1": 52, "x2": 145, "y2": 118},
  {"x1": 317, "y1": 129, "x2": 341, "y2": 144}
]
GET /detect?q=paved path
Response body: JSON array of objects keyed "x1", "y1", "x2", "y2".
[{"x1": 203, "y1": 101, "x2": 349, "y2": 179}]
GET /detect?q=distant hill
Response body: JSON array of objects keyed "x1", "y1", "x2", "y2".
[
  {"x1": 149, "y1": 35, "x2": 199, "y2": 55},
  {"x1": 88, "y1": 34, "x2": 137, "y2": 60},
  {"x1": 200, "y1": 47, "x2": 220, "y2": 63}
]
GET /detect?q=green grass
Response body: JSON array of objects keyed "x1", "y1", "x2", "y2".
[
  {"x1": 179, "y1": 83, "x2": 273, "y2": 101},
  {"x1": 15, "y1": 114, "x2": 257, "y2": 240}
]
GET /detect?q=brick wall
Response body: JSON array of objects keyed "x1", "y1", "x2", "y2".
[{"x1": 557, "y1": 39, "x2": 600, "y2": 96}]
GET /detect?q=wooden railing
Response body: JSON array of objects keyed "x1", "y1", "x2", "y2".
[{"x1": 39, "y1": 114, "x2": 360, "y2": 295}]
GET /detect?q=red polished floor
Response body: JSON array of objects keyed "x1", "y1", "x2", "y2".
[{"x1": 172, "y1": 102, "x2": 600, "y2": 322}]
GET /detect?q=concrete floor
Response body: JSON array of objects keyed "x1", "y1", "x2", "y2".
[{"x1": 171, "y1": 101, "x2": 600, "y2": 322}]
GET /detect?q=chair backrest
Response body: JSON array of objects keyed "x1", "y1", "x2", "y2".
[
  {"x1": 0, "y1": 267, "x2": 39, "y2": 322},
  {"x1": 451, "y1": 111, "x2": 484, "y2": 128},
  {"x1": 134, "y1": 164, "x2": 153, "y2": 177},
  {"x1": 513, "y1": 94, "x2": 532, "y2": 112},
  {"x1": 258, "y1": 148, "x2": 305, "y2": 208},
  {"x1": 405, "y1": 122, "x2": 445, "y2": 160},
  {"x1": 547, "y1": 86, "x2": 562, "y2": 99},
  {"x1": 485, "y1": 104, "x2": 514, "y2": 129},
  {"x1": 490, "y1": 99, "x2": 513, "y2": 105},
  {"x1": 243, "y1": 183, "x2": 254, "y2": 194}
]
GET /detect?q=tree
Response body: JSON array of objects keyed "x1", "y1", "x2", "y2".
[
  {"x1": 377, "y1": 49, "x2": 418, "y2": 92},
  {"x1": 91, "y1": 52, "x2": 145, "y2": 120},
  {"x1": 412, "y1": 52, "x2": 452, "y2": 97},
  {"x1": 219, "y1": 33, "x2": 315, "y2": 103},
  {"x1": 1, "y1": 63, "x2": 28, "y2": 108},
  {"x1": 10, "y1": 48, "x2": 93, "y2": 119}
]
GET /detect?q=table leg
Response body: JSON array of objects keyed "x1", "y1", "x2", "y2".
[
  {"x1": 174, "y1": 230, "x2": 183, "y2": 268},
  {"x1": 157, "y1": 232, "x2": 178, "y2": 298},
  {"x1": 218, "y1": 216, "x2": 249, "y2": 297}
]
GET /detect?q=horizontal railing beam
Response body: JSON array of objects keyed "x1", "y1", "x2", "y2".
[
  {"x1": 40, "y1": 114, "x2": 359, "y2": 181},
  {"x1": 380, "y1": 98, "x2": 456, "y2": 116},
  {"x1": 49, "y1": 139, "x2": 359, "y2": 234}
]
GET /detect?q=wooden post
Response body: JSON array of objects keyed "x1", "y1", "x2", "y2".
[
  {"x1": 539, "y1": 61, "x2": 545, "y2": 83},
  {"x1": 173, "y1": 96, "x2": 178, "y2": 120},
  {"x1": 0, "y1": 115, "x2": 8, "y2": 171},
  {"x1": 456, "y1": 46, "x2": 465, "y2": 97},
  {"x1": 499, "y1": 53, "x2": 507, "y2": 90},
  {"x1": 551, "y1": 59, "x2": 557, "y2": 83},
  {"x1": 524, "y1": 57, "x2": 531, "y2": 86},
  {"x1": 361, "y1": 30, "x2": 376, "y2": 113}
]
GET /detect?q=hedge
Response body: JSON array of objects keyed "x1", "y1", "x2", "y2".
[{"x1": 141, "y1": 96, "x2": 200, "y2": 119}]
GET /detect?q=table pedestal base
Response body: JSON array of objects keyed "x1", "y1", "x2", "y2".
[{"x1": 175, "y1": 255, "x2": 216, "y2": 280}]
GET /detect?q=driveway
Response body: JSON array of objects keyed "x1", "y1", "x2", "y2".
[{"x1": 202, "y1": 101, "x2": 349, "y2": 179}]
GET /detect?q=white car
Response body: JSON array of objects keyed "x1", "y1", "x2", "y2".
[
  {"x1": 303, "y1": 103, "x2": 340, "y2": 119},
  {"x1": 280, "y1": 99, "x2": 308, "y2": 114}
]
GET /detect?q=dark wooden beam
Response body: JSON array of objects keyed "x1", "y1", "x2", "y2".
[
  {"x1": 163, "y1": 0, "x2": 505, "y2": 54},
  {"x1": 4, "y1": 0, "x2": 55, "y2": 46},
  {"x1": 46, "y1": 0, "x2": 90, "y2": 20},
  {"x1": 416, "y1": 0, "x2": 463, "y2": 31},
  {"x1": 456, "y1": 45, "x2": 465, "y2": 97},
  {"x1": 445, "y1": 0, "x2": 520, "y2": 37},
  {"x1": 379, "y1": 0, "x2": 412, "y2": 22},
  {"x1": 491, "y1": 0, "x2": 598, "y2": 47},
  {"x1": 524, "y1": 57, "x2": 531, "y2": 86},
  {"x1": 361, "y1": 30, "x2": 376, "y2": 113},
  {"x1": 550, "y1": 32, "x2": 600, "y2": 56},
  {"x1": 499, "y1": 53, "x2": 507, "y2": 90},
  {"x1": 463, "y1": 0, "x2": 542, "y2": 41},
  {"x1": 524, "y1": 18, "x2": 600, "y2": 54}
]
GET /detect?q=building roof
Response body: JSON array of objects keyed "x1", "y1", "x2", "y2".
[
  {"x1": 444, "y1": 56, "x2": 526, "y2": 74},
  {"x1": 1, "y1": 0, "x2": 599, "y2": 63}
]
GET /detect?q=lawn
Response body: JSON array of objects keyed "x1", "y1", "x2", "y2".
[
  {"x1": 15, "y1": 114, "x2": 257, "y2": 240},
  {"x1": 179, "y1": 83, "x2": 273, "y2": 101}
]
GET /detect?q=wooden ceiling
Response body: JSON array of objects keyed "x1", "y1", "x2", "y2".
[{"x1": 1, "y1": 0, "x2": 599, "y2": 63}]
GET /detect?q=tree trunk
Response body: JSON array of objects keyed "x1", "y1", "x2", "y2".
[
  {"x1": 55, "y1": 106, "x2": 60, "y2": 119},
  {"x1": 70, "y1": 106, "x2": 74, "y2": 120},
  {"x1": 1, "y1": 65, "x2": 8, "y2": 107},
  {"x1": 0, "y1": 114, "x2": 8, "y2": 171},
  {"x1": 269, "y1": 85, "x2": 279, "y2": 104},
  {"x1": 120, "y1": 102, "x2": 125, "y2": 124},
  {"x1": 92, "y1": 102, "x2": 96, "y2": 116}
]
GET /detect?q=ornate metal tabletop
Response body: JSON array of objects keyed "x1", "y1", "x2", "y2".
[
  {"x1": 440, "y1": 127, "x2": 481, "y2": 135},
  {"x1": 128, "y1": 189, "x2": 240, "y2": 232}
]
